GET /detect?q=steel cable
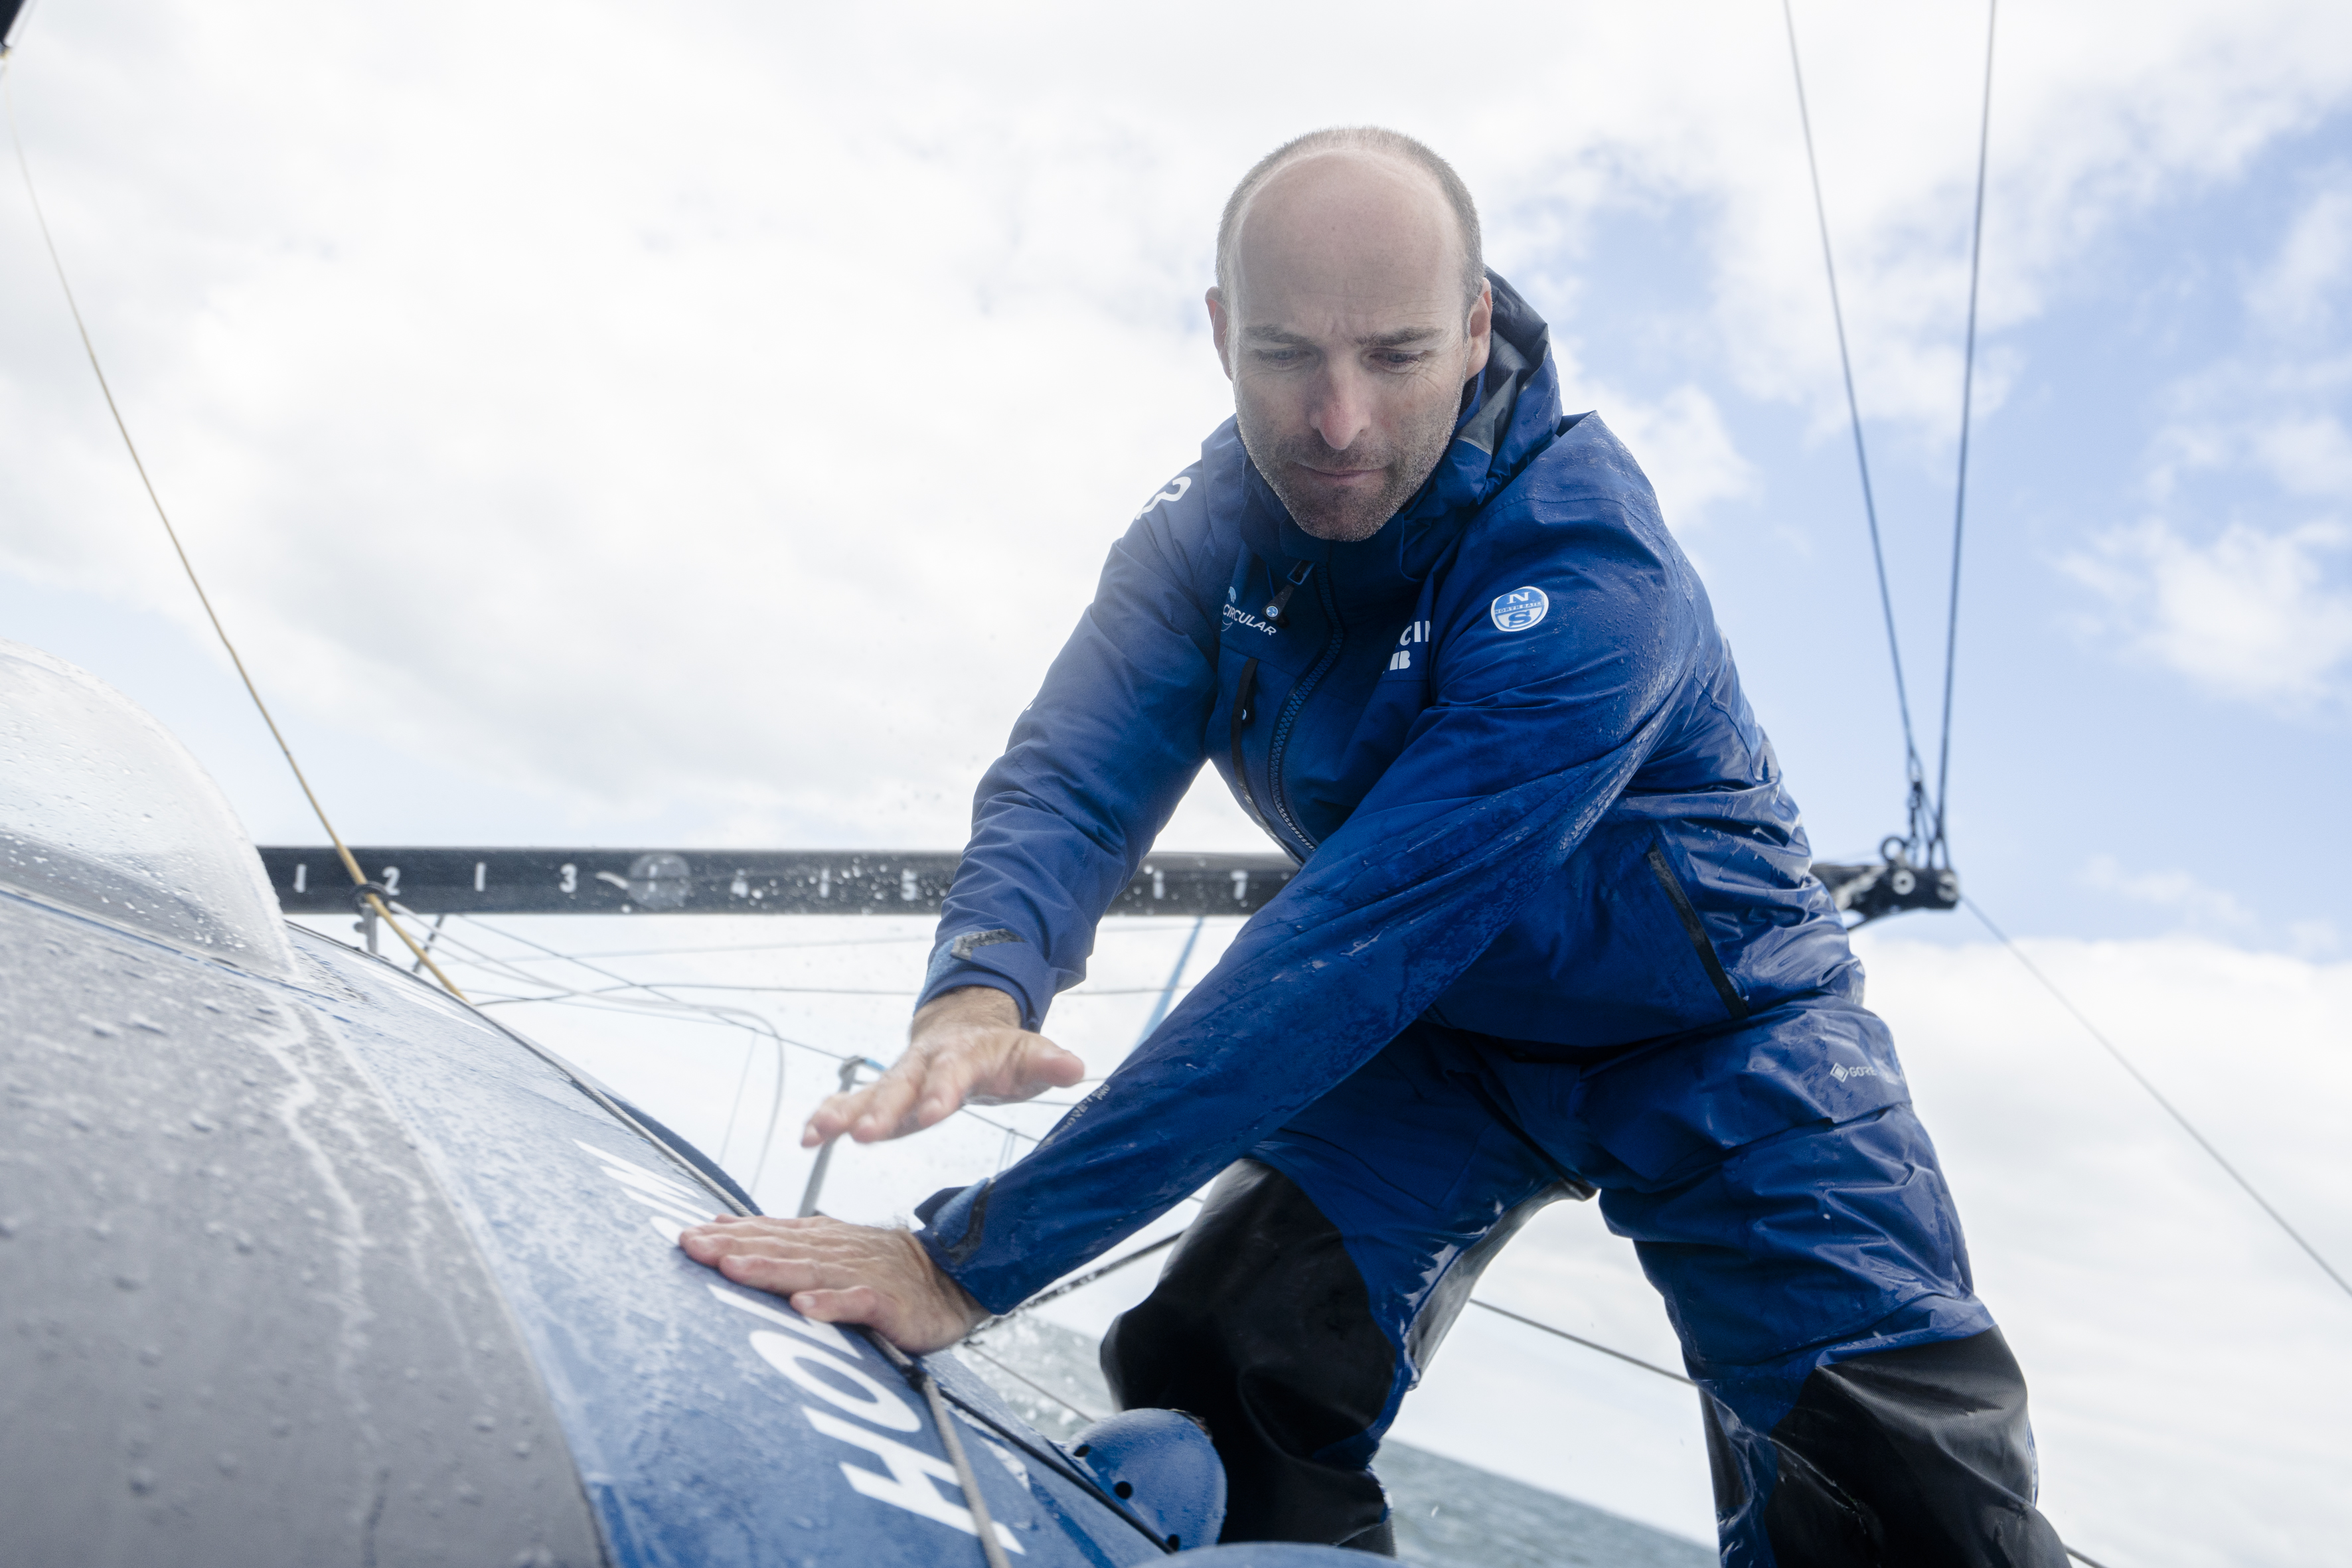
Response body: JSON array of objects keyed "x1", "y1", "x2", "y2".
[
  {"x1": 1966, "y1": 899, "x2": 2351, "y2": 1302},
  {"x1": 1932, "y1": 0, "x2": 1999, "y2": 864},
  {"x1": 1780, "y1": 0, "x2": 1930, "y2": 857}
]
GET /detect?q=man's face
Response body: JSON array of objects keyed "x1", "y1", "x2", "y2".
[{"x1": 1210, "y1": 152, "x2": 1492, "y2": 543}]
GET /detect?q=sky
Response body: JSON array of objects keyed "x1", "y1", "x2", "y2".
[{"x1": 3, "y1": 1, "x2": 2349, "y2": 1563}]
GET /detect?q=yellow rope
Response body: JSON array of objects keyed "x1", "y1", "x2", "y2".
[{"x1": 3, "y1": 61, "x2": 467, "y2": 1002}]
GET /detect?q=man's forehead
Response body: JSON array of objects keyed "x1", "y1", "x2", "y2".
[
  {"x1": 1242, "y1": 147, "x2": 1449, "y2": 231},
  {"x1": 1227, "y1": 151, "x2": 1462, "y2": 318}
]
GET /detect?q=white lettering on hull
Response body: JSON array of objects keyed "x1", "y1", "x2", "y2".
[{"x1": 573, "y1": 1140, "x2": 1033, "y2": 1551}]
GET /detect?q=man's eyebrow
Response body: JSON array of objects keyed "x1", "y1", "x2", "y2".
[{"x1": 1239, "y1": 325, "x2": 1446, "y2": 348}]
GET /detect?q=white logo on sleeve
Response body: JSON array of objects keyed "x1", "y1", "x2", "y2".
[
  {"x1": 1137, "y1": 474, "x2": 1192, "y2": 516},
  {"x1": 1490, "y1": 586, "x2": 1549, "y2": 632}
]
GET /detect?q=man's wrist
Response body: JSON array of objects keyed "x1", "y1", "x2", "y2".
[
  {"x1": 912, "y1": 984, "x2": 1021, "y2": 1036},
  {"x1": 938, "y1": 1262, "x2": 988, "y2": 1330},
  {"x1": 908, "y1": 1223, "x2": 995, "y2": 1328}
]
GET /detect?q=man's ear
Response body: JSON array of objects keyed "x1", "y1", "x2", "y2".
[
  {"x1": 1206, "y1": 287, "x2": 1235, "y2": 381},
  {"x1": 1463, "y1": 281, "x2": 1493, "y2": 382}
]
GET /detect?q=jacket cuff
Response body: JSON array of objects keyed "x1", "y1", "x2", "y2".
[
  {"x1": 911, "y1": 1179, "x2": 1021, "y2": 1315},
  {"x1": 919, "y1": 930, "x2": 1060, "y2": 1030}
]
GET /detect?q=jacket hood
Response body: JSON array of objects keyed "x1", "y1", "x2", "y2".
[{"x1": 1239, "y1": 270, "x2": 1563, "y2": 614}]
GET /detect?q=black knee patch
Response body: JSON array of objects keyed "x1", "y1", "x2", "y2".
[
  {"x1": 1101, "y1": 1161, "x2": 1396, "y2": 1545},
  {"x1": 1763, "y1": 1328, "x2": 2068, "y2": 1568}
]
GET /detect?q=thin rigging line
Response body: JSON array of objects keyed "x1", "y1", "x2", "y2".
[
  {"x1": 1933, "y1": 0, "x2": 1998, "y2": 864},
  {"x1": 483, "y1": 978, "x2": 1193, "y2": 1000},
  {"x1": 1780, "y1": 0, "x2": 1930, "y2": 854},
  {"x1": 1966, "y1": 898, "x2": 2351, "y2": 1303},
  {"x1": 1474, "y1": 1291, "x2": 2114, "y2": 1567},
  {"x1": 2, "y1": 62, "x2": 464, "y2": 1000},
  {"x1": 437, "y1": 917, "x2": 1103, "y2": 1190},
  {"x1": 424, "y1": 913, "x2": 795, "y2": 1185},
  {"x1": 1467, "y1": 1298, "x2": 1695, "y2": 1387},
  {"x1": 491, "y1": 934, "x2": 943, "y2": 963},
  {"x1": 958, "y1": 1341, "x2": 1104, "y2": 1427},
  {"x1": 475, "y1": 917, "x2": 1230, "y2": 965},
  {"x1": 989, "y1": 1231, "x2": 1185, "y2": 1321}
]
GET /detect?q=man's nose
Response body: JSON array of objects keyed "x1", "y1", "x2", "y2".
[{"x1": 1306, "y1": 366, "x2": 1373, "y2": 453}]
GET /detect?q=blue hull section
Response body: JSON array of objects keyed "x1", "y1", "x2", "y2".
[{"x1": 291, "y1": 929, "x2": 1164, "y2": 1568}]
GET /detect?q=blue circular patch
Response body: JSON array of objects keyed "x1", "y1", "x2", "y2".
[{"x1": 1489, "y1": 586, "x2": 1550, "y2": 632}]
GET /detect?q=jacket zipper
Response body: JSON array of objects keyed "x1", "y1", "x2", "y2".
[
  {"x1": 1267, "y1": 570, "x2": 1347, "y2": 854},
  {"x1": 1229, "y1": 562, "x2": 1315, "y2": 848},
  {"x1": 1644, "y1": 846, "x2": 1750, "y2": 1020}
]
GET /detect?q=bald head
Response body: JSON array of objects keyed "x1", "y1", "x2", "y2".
[
  {"x1": 1217, "y1": 127, "x2": 1484, "y2": 316},
  {"x1": 1206, "y1": 129, "x2": 1494, "y2": 542}
]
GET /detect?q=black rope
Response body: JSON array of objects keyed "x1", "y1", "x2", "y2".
[
  {"x1": 1966, "y1": 900, "x2": 2351, "y2": 1302},
  {"x1": 1932, "y1": 0, "x2": 1999, "y2": 866},
  {"x1": 1781, "y1": 0, "x2": 1931, "y2": 859}
]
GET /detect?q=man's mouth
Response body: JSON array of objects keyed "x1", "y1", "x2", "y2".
[{"x1": 1298, "y1": 463, "x2": 1383, "y2": 483}]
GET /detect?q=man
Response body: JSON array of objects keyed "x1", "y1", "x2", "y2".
[{"x1": 684, "y1": 127, "x2": 2065, "y2": 1567}]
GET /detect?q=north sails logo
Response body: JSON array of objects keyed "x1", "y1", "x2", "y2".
[{"x1": 1490, "y1": 587, "x2": 1549, "y2": 632}]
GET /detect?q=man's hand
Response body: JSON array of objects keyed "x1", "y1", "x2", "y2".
[
  {"x1": 801, "y1": 985, "x2": 1085, "y2": 1148},
  {"x1": 678, "y1": 1215, "x2": 987, "y2": 1354}
]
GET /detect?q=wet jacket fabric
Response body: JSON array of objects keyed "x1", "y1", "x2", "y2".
[{"x1": 913, "y1": 274, "x2": 1910, "y2": 1314}]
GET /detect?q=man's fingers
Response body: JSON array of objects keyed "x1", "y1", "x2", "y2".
[
  {"x1": 909, "y1": 1050, "x2": 984, "y2": 1130},
  {"x1": 789, "y1": 1283, "x2": 884, "y2": 1326},
  {"x1": 871, "y1": 1048, "x2": 990, "y2": 1139},
  {"x1": 799, "y1": 1024, "x2": 1083, "y2": 1146},
  {"x1": 674, "y1": 1216, "x2": 980, "y2": 1354},
  {"x1": 1021, "y1": 1037, "x2": 1087, "y2": 1090},
  {"x1": 966, "y1": 1036, "x2": 1088, "y2": 1105},
  {"x1": 715, "y1": 1249, "x2": 828, "y2": 1297},
  {"x1": 802, "y1": 1059, "x2": 928, "y2": 1146},
  {"x1": 800, "y1": 1087, "x2": 866, "y2": 1147},
  {"x1": 850, "y1": 1058, "x2": 945, "y2": 1142}
]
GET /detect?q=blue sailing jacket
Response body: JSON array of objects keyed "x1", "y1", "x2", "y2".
[{"x1": 915, "y1": 275, "x2": 1886, "y2": 1312}]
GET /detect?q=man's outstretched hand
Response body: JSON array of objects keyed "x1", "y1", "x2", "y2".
[
  {"x1": 802, "y1": 984, "x2": 1085, "y2": 1148},
  {"x1": 678, "y1": 1215, "x2": 987, "y2": 1354}
]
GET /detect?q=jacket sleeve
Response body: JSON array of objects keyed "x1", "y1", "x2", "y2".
[
  {"x1": 917, "y1": 483, "x2": 1703, "y2": 1310},
  {"x1": 916, "y1": 499, "x2": 1221, "y2": 1030}
]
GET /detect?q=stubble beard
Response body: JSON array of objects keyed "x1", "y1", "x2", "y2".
[{"x1": 1237, "y1": 388, "x2": 1464, "y2": 544}]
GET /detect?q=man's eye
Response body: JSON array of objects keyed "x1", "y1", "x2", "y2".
[
  {"x1": 1377, "y1": 352, "x2": 1426, "y2": 367},
  {"x1": 1257, "y1": 349, "x2": 1303, "y2": 364}
]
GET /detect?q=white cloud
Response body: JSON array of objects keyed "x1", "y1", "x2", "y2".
[
  {"x1": 2063, "y1": 516, "x2": 2352, "y2": 708},
  {"x1": 2250, "y1": 183, "x2": 2352, "y2": 333},
  {"x1": 2286, "y1": 917, "x2": 2342, "y2": 959},
  {"x1": 2251, "y1": 413, "x2": 2352, "y2": 498},
  {"x1": 3, "y1": 0, "x2": 2351, "y2": 843},
  {"x1": 2082, "y1": 853, "x2": 2259, "y2": 935},
  {"x1": 1554, "y1": 343, "x2": 1757, "y2": 533}
]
